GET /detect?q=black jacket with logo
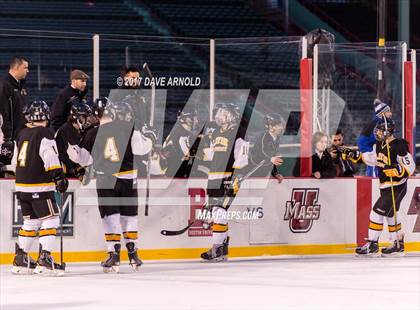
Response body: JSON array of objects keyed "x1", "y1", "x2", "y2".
[
  {"x1": 0, "y1": 73, "x2": 28, "y2": 142},
  {"x1": 51, "y1": 85, "x2": 88, "y2": 131}
]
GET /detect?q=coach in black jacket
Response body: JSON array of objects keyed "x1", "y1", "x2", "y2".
[
  {"x1": 50, "y1": 69, "x2": 89, "y2": 131},
  {"x1": 0, "y1": 57, "x2": 29, "y2": 143}
]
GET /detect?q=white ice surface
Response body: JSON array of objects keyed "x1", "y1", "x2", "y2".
[{"x1": 1, "y1": 254, "x2": 419, "y2": 310}]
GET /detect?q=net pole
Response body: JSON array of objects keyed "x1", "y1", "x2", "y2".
[
  {"x1": 402, "y1": 42, "x2": 407, "y2": 137},
  {"x1": 376, "y1": 0, "x2": 386, "y2": 100},
  {"x1": 313, "y1": 44, "x2": 318, "y2": 133},
  {"x1": 210, "y1": 39, "x2": 215, "y2": 121},
  {"x1": 93, "y1": 34, "x2": 100, "y2": 101}
]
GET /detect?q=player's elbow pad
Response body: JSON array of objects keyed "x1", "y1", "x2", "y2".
[
  {"x1": 362, "y1": 152, "x2": 377, "y2": 167},
  {"x1": 39, "y1": 138, "x2": 62, "y2": 172},
  {"x1": 131, "y1": 130, "x2": 153, "y2": 156},
  {"x1": 397, "y1": 153, "x2": 416, "y2": 176}
]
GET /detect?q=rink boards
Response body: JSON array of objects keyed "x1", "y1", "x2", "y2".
[{"x1": 0, "y1": 177, "x2": 419, "y2": 263}]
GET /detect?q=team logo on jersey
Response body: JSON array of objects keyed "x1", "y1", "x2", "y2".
[
  {"x1": 284, "y1": 188, "x2": 321, "y2": 233},
  {"x1": 407, "y1": 187, "x2": 420, "y2": 233},
  {"x1": 12, "y1": 192, "x2": 75, "y2": 237}
]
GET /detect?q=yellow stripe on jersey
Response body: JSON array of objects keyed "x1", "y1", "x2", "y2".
[
  {"x1": 112, "y1": 169, "x2": 138, "y2": 177},
  {"x1": 105, "y1": 234, "x2": 121, "y2": 242},
  {"x1": 368, "y1": 221, "x2": 384, "y2": 231},
  {"x1": 123, "y1": 231, "x2": 138, "y2": 239},
  {"x1": 15, "y1": 182, "x2": 55, "y2": 187},
  {"x1": 45, "y1": 165, "x2": 62, "y2": 172},
  {"x1": 18, "y1": 229, "x2": 37, "y2": 237},
  {"x1": 396, "y1": 167, "x2": 406, "y2": 178},
  {"x1": 388, "y1": 224, "x2": 402, "y2": 232},
  {"x1": 39, "y1": 228, "x2": 57, "y2": 237},
  {"x1": 213, "y1": 223, "x2": 228, "y2": 233}
]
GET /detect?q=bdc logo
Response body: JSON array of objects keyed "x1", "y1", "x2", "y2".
[{"x1": 284, "y1": 189, "x2": 321, "y2": 233}]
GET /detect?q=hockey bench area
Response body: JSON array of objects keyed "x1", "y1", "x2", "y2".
[{"x1": 0, "y1": 177, "x2": 419, "y2": 263}]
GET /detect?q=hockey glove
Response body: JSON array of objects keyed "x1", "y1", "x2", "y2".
[
  {"x1": 341, "y1": 148, "x2": 361, "y2": 163},
  {"x1": 0, "y1": 140, "x2": 14, "y2": 160},
  {"x1": 53, "y1": 172, "x2": 69, "y2": 193},
  {"x1": 69, "y1": 166, "x2": 85, "y2": 181},
  {"x1": 223, "y1": 175, "x2": 241, "y2": 196},
  {"x1": 141, "y1": 125, "x2": 158, "y2": 145},
  {"x1": 81, "y1": 165, "x2": 94, "y2": 186},
  {"x1": 383, "y1": 164, "x2": 404, "y2": 178}
]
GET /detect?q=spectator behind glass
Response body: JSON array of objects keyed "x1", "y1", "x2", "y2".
[
  {"x1": 312, "y1": 131, "x2": 336, "y2": 179},
  {"x1": 328, "y1": 129, "x2": 357, "y2": 177}
]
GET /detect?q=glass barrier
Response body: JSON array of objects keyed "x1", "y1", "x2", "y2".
[
  {"x1": 416, "y1": 50, "x2": 420, "y2": 166},
  {"x1": 316, "y1": 42, "x2": 405, "y2": 144},
  {"x1": 99, "y1": 35, "x2": 211, "y2": 145},
  {"x1": 214, "y1": 37, "x2": 303, "y2": 177},
  {"x1": 0, "y1": 29, "x2": 92, "y2": 105}
]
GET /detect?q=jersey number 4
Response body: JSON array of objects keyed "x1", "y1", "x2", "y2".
[
  {"x1": 104, "y1": 137, "x2": 120, "y2": 162},
  {"x1": 17, "y1": 141, "x2": 29, "y2": 167}
]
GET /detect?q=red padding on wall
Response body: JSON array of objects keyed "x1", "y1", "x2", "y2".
[
  {"x1": 300, "y1": 58, "x2": 312, "y2": 177},
  {"x1": 356, "y1": 177, "x2": 372, "y2": 246},
  {"x1": 404, "y1": 61, "x2": 414, "y2": 154}
]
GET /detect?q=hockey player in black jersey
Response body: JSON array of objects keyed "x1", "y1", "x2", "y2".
[
  {"x1": 250, "y1": 113, "x2": 285, "y2": 182},
  {"x1": 349, "y1": 119, "x2": 415, "y2": 256},
  {"x1": 11, "y1": 100, "x2": 68, "y2": 275},
  {"x1": 55, "y1": 102, "x2": 92, "y2": 179},
  {"x1": 159, "y1": 109, "x2": 200, "y2": 178},
  {"x1": 68, "y1": 100, "x2": 155, "y2": 272},
  {"x1": 200, "y1": 103, "x2": 249, "y2": 262}
]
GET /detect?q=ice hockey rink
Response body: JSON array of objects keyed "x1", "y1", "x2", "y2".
[{"x1": 1, "y1": 254, "x2": 419, "y2": 310}]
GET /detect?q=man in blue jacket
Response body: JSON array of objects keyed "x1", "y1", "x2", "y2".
[{"x1": 357, "y1": 99, "x2": 392, "y2": 176}]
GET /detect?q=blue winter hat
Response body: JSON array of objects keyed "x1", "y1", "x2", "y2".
[{"x1": 374, "y1": 98, "x2": 391, "y2": 117}]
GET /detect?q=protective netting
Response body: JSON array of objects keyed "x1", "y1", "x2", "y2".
[{"x1": 316, "y1": 42, "x2": 405, "y2": 143}]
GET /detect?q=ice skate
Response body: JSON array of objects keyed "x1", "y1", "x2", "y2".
[
  {"x1": 11, "y1": 243, "x2": 36, "y2": 275},
  {"x1": 355, "y1": 240, "x2": 379, "y2": 257},
  {"x1": 126, "y1": 242, "x2": 143, "y2": 271},
  {"x1": 201, "y1": 237, "x2": 229, "y2": 263},
  {"x1": 382, "y1": 235, "x2": 405, "y2": 257},
  {"x1": 34, "y1": 250, "x2": 65, "y2": 276},
  {"x1": 101, "y1": 244, "x2": 120, "y2": 273}
]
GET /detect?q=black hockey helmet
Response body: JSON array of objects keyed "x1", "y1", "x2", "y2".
[
  {"x1": 213, "y1": 102, "x2": 240, "y2": 126},
  {"x1": 104, "y1": 100, "x2": 134, "y2": 123},
  {"x1": 374, "y1": 118, "x2": 395, "y2": 141},
  {"x1": 70, "y1": 103, "x2": 93, "y2": 131},
  {"x1": 264, "y1": 113, "x2": 285, "y2": 129},
  {"x1": 93, "y1": 97, "x2": 108, "y2": 117},
  {"x1": 178, "y1": 109, "x2": 198, "y2": 130},
  {"x1": 23, "y1": 100, "x2": 50, "y2": 123}
]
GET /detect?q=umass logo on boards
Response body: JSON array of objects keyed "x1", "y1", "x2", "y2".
[{"x1": 283, "y1": 188, "x2": 321, "y2": 233}]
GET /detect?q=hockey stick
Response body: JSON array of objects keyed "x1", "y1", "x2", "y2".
[
  {"x1": 143, "y1": 63, "x2": 155, "y2": 216},
  {"x1": 161, "y1": 160, "x2": 266, "y2": 236},
  {"x1": 383, "y1": 117, "x2": 400, "y2": 249}
]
